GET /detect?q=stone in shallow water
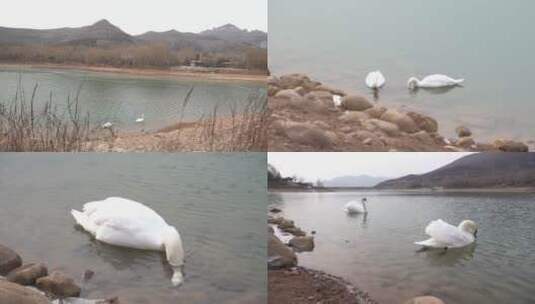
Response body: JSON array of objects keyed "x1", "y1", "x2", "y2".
[
  {"x1": 404, "y1": 296, "x2": 445, "y2": 304},
  {"x1": 0, "y1": 280, "x2": 49, "y2": 304},
  {"x1": 36, "y1": 271, "x2": 81, "y2": 298},
  {"x1": 7, "y1": 263, "x2": 48, "y2": 285},
  {"x1": 0, "y1": 244, "x2": 22, "y2": 275}
]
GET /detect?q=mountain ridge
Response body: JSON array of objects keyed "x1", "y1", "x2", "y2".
[{"x1": 375, "y1": 153, "x2": 535, "y2": 189}]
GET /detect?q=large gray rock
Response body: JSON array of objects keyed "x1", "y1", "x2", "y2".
[
  {"x1": 407, "y1": 112, "x2": 438, "y2": 133},
  {"x1": 313, "y1": 84, "x2": 346, "y2": 96},
  {"x1": 364, "y1": 106, "x2": 387, "y2": 118},
  {"x1": 0, "y1": 280, "x2": 49, "y2": 304},
  {"x1": 457, "y1": 136, "x2": 475, "y2": 148},
  {"x1": 493, "y1": 139, "x2": 529, "y2": 152},
  {"x1": 36, "y1": 271, "x2": 81, "y2": 298},
  {"x1": 7, "y1": 263, "x2": 48, "y2": 286},
  {"x1": 278, "y1": 74, "x2": 320, "y2": 91},
  {"x1": 275, "y1": 89, "x2": 303, "y2": 100},
  {"x1": 304, "y1": 90, "x2": 333, "y2": 103},
  {"x1": 363, "y1": 119, "x2": 400, "y2": 137},
  {"x1": 282, "y1": 121, "x2": 336, "y2": 149},
  {"x1": 268, "y1": 235, "x2": 297, "y2": 270},
  {"x1": 0, "y1": 244, "x2": 22, "y2": 275},
  {"x1": 288, "y1": 236, "x2": 315, "y2": 252},
  {"x1": 380, "y1": 109, "x2": 419, "y2": 133},
  {"x1": 338, "y1": 111, "x2": 369, "y2": 123},
  {"x1": 341, "y1": 95, "x2": 373, "y2": 111}
]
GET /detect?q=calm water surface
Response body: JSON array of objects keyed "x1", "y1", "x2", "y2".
[
  {"x1": 269, "y1": 0, "x2": 535, "y2": 140},
  {"x1": 0, "y1": 153, "x2": 267, "y2": 304},
  {"x1": 0, "y1": 67, "x2": 265, "y2": 131},
  {"x1": 270, "y1": 191, "x2": 535, "y2": 304}
]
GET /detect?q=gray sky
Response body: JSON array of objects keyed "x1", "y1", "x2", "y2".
[
  {"x1": 0, "y1": 0, "x2": 267, "y2": 34},
  {"x1": 268, "y1": 152, "x2": 473, "y2": 182}
]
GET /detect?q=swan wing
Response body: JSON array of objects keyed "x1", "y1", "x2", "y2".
[
  {"x1": 94, "y1": 216, "x2": 164, "y2": 251},
  {"x1": 424, "y1": 219, "x2": 472, "y2": 247},
  {"x1": 421, "y1": 74, "x2": 463, "y2": 87},
  {"x1": 414, "y1": 238, "x2": 444, "y2": 248}
]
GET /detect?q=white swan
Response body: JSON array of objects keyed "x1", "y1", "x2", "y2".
[
  {"x1": 136, "y1": 113, "x2": 145, "y2": 123},
  {"x1": 365, "y1": 71, "x2": 386, "y2": 89},
  {"x1": 332, "y1": 95, "x2": 342, "y2": 107},
  {"x1": 71, "y1": 197, "x2": 184, "y2": 286},
  {"x1": 408, "y1": 74, "x2": 464, "y2": 90},
  {"x1": 101, "y1": 122, "x2": 113, "y2": 129},
  {"x1": 344, "y1": 198, "x2": 368, "y2": 214},
  {"x1": 415, "y1": 219, "x2": 477, "y2": 249}
]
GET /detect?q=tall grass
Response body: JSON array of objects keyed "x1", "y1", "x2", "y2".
[{"x1": 0, "y1": 82, "x2": 91, "y2": 151}]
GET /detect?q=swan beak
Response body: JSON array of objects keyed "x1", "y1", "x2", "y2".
[
  {"x1": 171, "y1": 270, "x2": 184, "y2": 287},
  {"x1": 474, "y1": 229, "x2": 478, "y2": 239}
]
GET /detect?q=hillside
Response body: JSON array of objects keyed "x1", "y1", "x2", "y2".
[
  {"x1": 0, "y1": 19, "x2": 134, "y2": 46},
  {"x1": 376, "y1": 153, "x2": 535, "y2": 189},
  {"x1": 0, "y1": 20, "x2": 267, "y2": 50}
]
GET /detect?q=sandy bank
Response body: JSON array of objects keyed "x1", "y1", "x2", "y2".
[{"x1": 0, "y1": 63, "x2": 267, "y2": 84}]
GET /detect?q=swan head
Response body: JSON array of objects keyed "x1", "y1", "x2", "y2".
[
  {"x1": 458, "y1": 220, "x2": 478, "y2": 237},
  {"x1": 164, "y1": 226, "x2": 184, "y2": 286},
  {"x1": 407, "y1": 77, "x2": 419, "y2": 90}
]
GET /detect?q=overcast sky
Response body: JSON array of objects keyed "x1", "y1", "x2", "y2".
[
  {"x1": 268, "y1": 153, "x2": 473, "y2": 182},
  {"x1": 0, "y1": 0, "x2": 267, "y2": 34}
]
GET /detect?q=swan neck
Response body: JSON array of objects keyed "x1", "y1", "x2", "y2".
[{"x1": 163, "y1": 226, "x2": 184, "y2": 267}]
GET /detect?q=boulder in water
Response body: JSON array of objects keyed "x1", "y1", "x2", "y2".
[{"x1": 0, "y1": 244, "x2": 22, "y2": 275}]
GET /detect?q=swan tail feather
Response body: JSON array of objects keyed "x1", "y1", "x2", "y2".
[{"x1": 71, "y1": 209, "x2": 97, "y2": 235}]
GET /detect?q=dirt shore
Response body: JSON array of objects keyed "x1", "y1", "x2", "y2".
[
  {"x1": 0, "y1": 62, "x2": 267, "y2": 83},
  {"x1": 268, "y1": 73, "x2": 529, "y2": 152},
  {"x1": 269, "y1": 267, "x2": 377, "y2": 304}
]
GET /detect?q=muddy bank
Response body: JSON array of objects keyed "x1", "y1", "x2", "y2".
[
  {"x1": 268, "y1": 212, "x2": 376, "y2": 304},
  {"x1": 84, "y1": 114, "x2": 267, "y2": 152},
  {"x1": 269, "y1": 267, "x2": 377, "y2": 304},
  {"x1": 0, "y1": 63, "x2": 267, "y2": 83},
  {"x1": 268, "y1": 73, "x2": 529, "y2": 152}
]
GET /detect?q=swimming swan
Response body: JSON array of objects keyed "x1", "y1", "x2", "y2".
[
  {"x1": 415, "y1": 219, "x2": 477, "y2": 249},
  {"x1": 408, "y1": 74, "x2": 464, "y2": 90},
  {"x1": 366, "y1": 71, "x2": 386, "y2": 89},
  {"x1": 344, "y1": 198, "x2": 368, "y2": 214},
  {"x1": 71, "y1": 197, "x2": 184, "y2": 286},
  {"x1": 136, "y1": 113, "x2": 145, "y2": 123},
  {"x1": 101, "y1": 122, "x2": 113, "y2": 129}
]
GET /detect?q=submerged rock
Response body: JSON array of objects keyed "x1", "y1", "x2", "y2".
[
  {"x1": 7, "y1": 263, "x2": 48, "y2": 285},
  {"x1": 268, "y1": 235, "x2": 297, "y2": 270},
  {"x1": 36, "y1": 271, "x2": 81, "y2": 298},
  {"x1": 51, "y1": 297, "x2": 119, "y2": 304},
  {"x1": 288, "y1": 236, "x2": 315, "y2": 252},
  {"x1": 0, "y1": 280, "x2": 49, "y2": 304},
  {"x1": 0, "y1": 244, "x2": 22, "y2": 275}
]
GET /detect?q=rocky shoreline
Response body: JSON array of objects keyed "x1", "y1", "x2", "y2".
[
  {"x1": 268, "y1": 73, "x2": 529, "y2": 152},
  {"x1": 268, "y1": 209, "x2": 377, "y2": 304},
  {"x1": 0, "y1": 244, "x2": 118, "y2": 304}
]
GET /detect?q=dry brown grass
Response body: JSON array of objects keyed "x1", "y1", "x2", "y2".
[{"x1": 0, "y1": 81, "x2": 91, "y2": 151}]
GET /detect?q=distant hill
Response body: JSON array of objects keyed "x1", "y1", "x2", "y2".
[
  {"x1": 376, "y1": 153, "x2": 535, "y2": 189},
  {"x1": 0, "y1": 19, "x2": 134, "y2": 46},
  {"x1": 323, "y1": 175, "x2": 389, "y2": 188},
  {"x1": 0, "y1": 20, "x2": 267, "y2": 51}
]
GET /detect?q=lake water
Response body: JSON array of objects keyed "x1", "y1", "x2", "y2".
[
  {"x1": 269, "y1": 0, "x2": 535, "y2": 141},
  {"x1": 269, "y1": 191, "x2": 535, "y2": 304},
  {"x1": 0, "y1": 67, "x2": 266, "y2": 131},
  {"x1": 0, "y1": 153, "x2": 267, "y2": 304}
]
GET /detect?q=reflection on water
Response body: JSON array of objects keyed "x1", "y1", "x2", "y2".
[
  {"x1": 269, "y1": 0, "x2": 535, "y2": 140},
  {"x1": 0, "y1": 68, "x2": 266, "y2": 131},
  {"x1": 0, "y1": 153, "x2": 267, "y2": 304},
  {"x1": 270, "y1": 191, "x2": 535, "y2": 304}
]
